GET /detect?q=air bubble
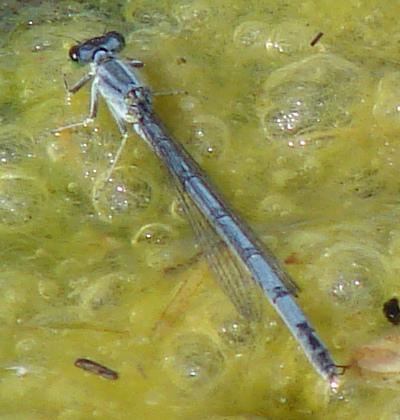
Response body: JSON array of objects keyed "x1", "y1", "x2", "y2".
[
  {"x1": 123, "y1": 4, "x2": 177, "y2": 36},
  {"x1": 131, "y1": 223, "x2": 192, "y2": 270},
  {"x1": 0, "y1": 271, "x2": 40, "y2": 324},
  {"x1": 233, "y1": 21, "x2": 269, "y2": 48},
  {"x1": 162, "y1": 333, "x2": 225, "y2": 389},
  {"x1": 257, "y1": 54, "x2": 364, "y2": 143},
  {"x1": 264, "y1": 21, "x2": 315, "y2": 56},
  {"x1": 131, "y1": 223, "x2": 174, "y2": 246},
  {"x1": 258, "y1": 194, "x2": 298, "y2": 219},
  {"x1": 173, "y1": 2, "x2": 210, "y2": 33},
  {"x1": 0, "y1": 126, "x2": 35, "y2": 164},
  {"x1": 132, "y1": 9, "x2": 170, "y2": 26},
  {"x1": 0, "y1": 171, "x2": 47, "y2": 229},
  {"x1": 169, "y1": 198, "x2": 187, "y2": 222},
  {"x1": 15, "y1": 338, "x2": 39, "y2": 357},
  {"x1": 37, "y1": 279, "x2": 61, "y2": 300},
  {"x1": 217, "y1": 318, "x2": 254, "y2": 347},
  {"x1": 92, "y1": 165, "x2": 154, "y2": 222},
  {"x1": 233, "y1": 20, "x2": 314, "y2": 56},
  {"x1": 309, "y1": 242, "x2": 385, "y2": 311},
  {"x1": 188, "y1": 115, "x2": 229, "y2": 160},
  {"x1": 373, "y1": 72, "x2": 400, "y2": 131},
  {"x1": 179, "y1": 95, "x2": 200, "y2": 113},
  {"x1": 68, "y1": 273, "x2": 133, "y2": 324}
]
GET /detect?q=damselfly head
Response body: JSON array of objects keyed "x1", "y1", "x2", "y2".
[{"x1": 68, "y1": 31, "x2": 126, "y2": 64}]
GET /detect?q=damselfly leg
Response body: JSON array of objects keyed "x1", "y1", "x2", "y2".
[
  {"x1": 52, "y1": 70, "x2": 132, "y2": 191},
  {"x1": 52, "y1": 72, "x2": 98, "y2": 134}
]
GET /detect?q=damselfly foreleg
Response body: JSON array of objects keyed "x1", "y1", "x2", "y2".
[{"x1": 52, "y1": 76, "x2": 99, "y2": 134}]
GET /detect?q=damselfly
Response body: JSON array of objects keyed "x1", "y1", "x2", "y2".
[{"x1": 53, "y1": 31, "x2": 339, "y2": 388}]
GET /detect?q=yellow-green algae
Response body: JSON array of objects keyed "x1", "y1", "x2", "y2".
[{"x1": 1, "y1": 0, "x2": 400, "y2": 418}]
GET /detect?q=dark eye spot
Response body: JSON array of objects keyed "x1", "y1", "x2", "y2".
[{"x1": 69, "y1": 45, "x2": 80, "y2": 62}]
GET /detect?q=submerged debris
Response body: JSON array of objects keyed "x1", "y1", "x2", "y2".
[
  {"x1": 350, "y1": 332, "x2": 400, "y2": 388},
  {"x1": 74, "y1": 358, "x2": 118, "y2": 380},
  {"x1": 383, "y1": 298, "x2": 400, "y2": 325}
]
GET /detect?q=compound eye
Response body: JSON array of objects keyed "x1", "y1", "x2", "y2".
[
  {"x1": 69, "y1": 45, "x2": 80, "y2": 62},
  {"x1": 104, "y1": 31, "x2": 125, "y2": 52}
]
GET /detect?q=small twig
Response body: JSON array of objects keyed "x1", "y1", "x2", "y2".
[{"x1": 310, "y1": 32, "x2": 324, "y2": 47}]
